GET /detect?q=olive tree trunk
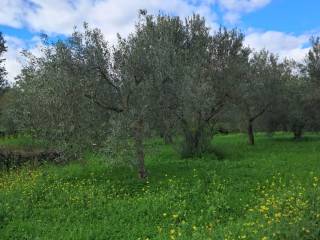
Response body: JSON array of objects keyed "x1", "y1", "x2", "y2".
[
  {"x1": 292, "y1": 124, "x2": 304, "y2": 139},
  {"x1": 247, "y1": 120, "x2": 255, "y2": 145},
  {"x1": 182, "y1": 124, "x2": 211, "y2": 158},
  {"x1": 163, "y1": 132, "x2": 173, "y2": 145},
  {"x1": 133, "y1": 118, "x2": 147, "y2": 179}
]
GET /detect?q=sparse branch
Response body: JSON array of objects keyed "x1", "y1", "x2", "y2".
[
  {"x1": 205, "y1": 94, "x2": 229, "y2": 122},
  {"x1": 96, "y1": 65, "x2": 121, "y2": 93},
  {"x1": 84, "y1": 94, "x2": 124, "y2": 113},
  {"x1": 205, "y1": 102, "x2": 225, "y2": 123},
  {"x1": 250, "y1": 102, "x2": 272, "y2": 122}
]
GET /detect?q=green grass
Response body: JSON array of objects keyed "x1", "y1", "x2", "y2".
[
  {"x1": 0, "y1": 135, "x2": 46, "y2": 150},
  {"x1": 0, "y1": 133, "x2": 319, "y2": 239}
]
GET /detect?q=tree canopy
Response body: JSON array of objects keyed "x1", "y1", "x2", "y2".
[{"x1": 2, "y1": 12, "x2": 320, "y2": 177}]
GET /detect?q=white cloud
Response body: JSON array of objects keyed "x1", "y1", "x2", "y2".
[
  {"x1": 218, "y1": 0, "x2": 271, "y2": 12},
  {"x1": 0, "y1": 0, "x2": 26, "y2": 28},
  {"x1": 245, "y1": 31, "x2": 310, "y2": 61},
  {"x1": 3, "y1": 36, "x2": 25, "y2": 82},
  {"x1": 3, "y1": 35, "x2": 43, "y2": 82},
  {"x1": 218, "y1": 0, "x2": 271, "y2": 23},
  {"x1": 0, "y1": 0, "x2": 220, "y2": 81},
  {"x1": 0, "y1": 0, "x2": 218, "y2": 38},
  {"x1": 0, "y1": 0, "x2": 312, "y2": 82}
]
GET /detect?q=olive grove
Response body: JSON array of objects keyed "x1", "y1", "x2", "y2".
[{"x1": 1, "y1": 12, "x2": 320, "y2": 178}]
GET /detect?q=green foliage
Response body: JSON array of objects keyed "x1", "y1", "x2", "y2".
[
  {"x1": 307, "y1": 36, "x2": 320, "y2": 85},
  {"x1": 0, "y1": 133, "x2": 319, "y2": 239},
  {"x1": 14, "y1": 30, "x2": 112, "y2": 159},
  {"x1": 0, "y1": 88, "x2": 21, "y2": 135},
  {"x1": 0, "y1": 135, "x2": 45, "y2": 150},
  {"x1": 0, "y1": 32, "x2": 7, "y2": 88}
]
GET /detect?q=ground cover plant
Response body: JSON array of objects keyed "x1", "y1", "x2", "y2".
[{"x1": 0, "y1": 133, "x2": 319, "y2": 240}]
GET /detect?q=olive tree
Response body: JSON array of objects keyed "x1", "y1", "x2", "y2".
[
  {"x1": 16, "y1": 16, "x2": 159, "y2": 177},
  {"x1": 257, "y1": 57, "x2": 317, "y2": 139},
  {"x1": 69, "y1": 14, "x2": 164, "y2": 178},
  {"x1": 145, "y1": 15, "x2": 183, "y2": 144},
  {"x1": 16, "y1": 36, "x2": 111, "y2": 158},
  {"x1": 134, "y1": 15, "x2": 247, "y2": 157},
  {"x1": 144, "y1": 16, "x2": 249, "y2": 156},
  {"x1": 173, "y1": 21, "x2": 247, "y2": 156},
  {"x1": 307, "y1": 36, "x2": 320, "y2": 86},
  {"x1": 107, "y1": 12, "x2": 183, "y2": 175},
  {"x1": 230, "y1": 50, "x2": 284, "y2": 145},
  {"x1": 305, "y1": 36, "x2": 320, "y2": 130},
  {"x1": 278, "y1": 60, "x2": 310, "y2": 139}
]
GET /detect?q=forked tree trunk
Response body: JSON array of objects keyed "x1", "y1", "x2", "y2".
[
  {"x1": 159, "y1": 119, "x2": 173, "y2": 144},
  {"x1": 292, "y1": 123, "x2": 304, "y2": 140},
  {"x1": 163, "y1": 132, "x2": 173, "y2": 145},
  {"x1": 293, "y1": 128, "x2": 303, "y2": 139},
  {"x1": 182, "y1": 124, "x2": 210, "y2": 157},
  {"x1": 244, "y1": 104, "x2": 271, "y2": 146},
  {"x1": 133, "y1": 118, "x2": 147, "y2": 179},
  {"x1": 247, "y1": 120, "x2": 255, "y2": 145}
]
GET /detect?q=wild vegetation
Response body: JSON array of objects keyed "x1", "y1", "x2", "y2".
[
  {"x1": 1, "y1": 133, "x2": 320, "y2": 239},
  {"x1": 0, "y1": 11, "x2": 319, "y2": 239}
]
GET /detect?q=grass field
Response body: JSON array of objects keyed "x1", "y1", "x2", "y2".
[{"x1": 0, "y1": 133, "x2": 319, "y2": 239}]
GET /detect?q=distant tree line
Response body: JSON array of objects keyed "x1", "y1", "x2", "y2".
[{"x1": 0, "y1": 12, "x2": 319, "y2": 178}]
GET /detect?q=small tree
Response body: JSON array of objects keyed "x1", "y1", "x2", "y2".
[
  {"x1": 16, "y1": 35, "x2": 111, "y2": 158},
  {"x1": 174, "y1": 22, "x2": 247, "y2": 156},
  {"x1": 231, "y1": 50, "x2": 283, "y2": 145},
  {"x1": 305, "y1": 36, "x2": 320, "y2": 131},
  {"x1": 260, "y1": 59, "x2": 316, "y2": 139},
  {"x1": 283, "y1": 61, "x2": 308, "y2": 139},
  {"x1": 307, "y1": 36, "x2": 320, "y2": 86},
  {"x1": 110, "y1": 12, "x2": 183, "y2": 176}
]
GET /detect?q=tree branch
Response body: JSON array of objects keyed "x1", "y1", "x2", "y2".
[
  {"x1": 84, "y1": 94, "x2": 124, "y2": 113},
  {"x1": 249, "y1": 102, "x2": 272, "y2": 122},
  {"x1": 205, "y1": 95, "x2": 228, "y2": 122},
  {"x1": 96, "y1": 65, "x2": 120, "y2": 93}
]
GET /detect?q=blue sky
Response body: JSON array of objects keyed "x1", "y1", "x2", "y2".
[
  {"x1": 241, "y1": 0, "x2": 320, "y2": 34},
  {"x1": 0, "y1": 0, "x2": 319, "y2": 81}
]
